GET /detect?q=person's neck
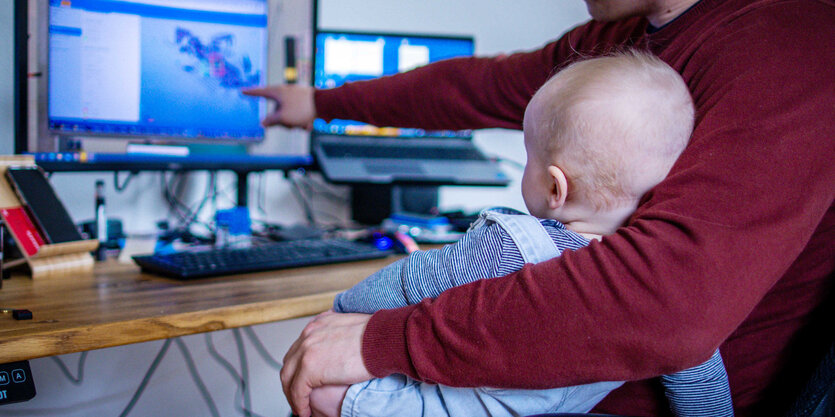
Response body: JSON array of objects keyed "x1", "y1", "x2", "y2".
[
  {"x1": 647, "y1": 0, "x2": 700, "y2": 27},
  {"x1": 559, "y1": 201, "x2": 639, "y2": 240}
]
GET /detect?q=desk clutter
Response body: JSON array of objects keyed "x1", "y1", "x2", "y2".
[
  {"x1": 0, "y1": 156, "x2": 483, "y2": 284},
  {"x1": 0, "y1": 156, "x2": 98, "y2": 281},
  {"x1": 133, "y1": 210, "x2": 399, "y2": 280},
  {"x1": 130, "y1": 207, "x2": 478, "y2": 280}
]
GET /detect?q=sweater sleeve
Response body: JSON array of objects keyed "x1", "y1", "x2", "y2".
[
  {"x1": 333, "y1": 224, "x2": 520, "y2": 314},
  {"x1": 359, "y1": 6, "x2": 835, "y2": 390},
  {"x1": 314, "y1": 54, "x2": 546, "y2": 131},
  {"x1": 312, "y1": 19, "x2": 629, "y2": 131}
]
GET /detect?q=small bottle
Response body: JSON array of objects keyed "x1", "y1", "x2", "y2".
[{"x1": 95, "y1": 180, "x2": 108, "y2": 261}]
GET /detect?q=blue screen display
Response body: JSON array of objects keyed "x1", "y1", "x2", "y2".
[
  {"x1": 313, "y1": 31, "x2": 474, "y2": 139},
  {"x1": 47, "y1": 0, "x2": 267, "y2": 141}
]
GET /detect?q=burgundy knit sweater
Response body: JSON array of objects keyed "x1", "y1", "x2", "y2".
[{"x1": 314, "y1": 0, "x2": 835, "y2": 415}]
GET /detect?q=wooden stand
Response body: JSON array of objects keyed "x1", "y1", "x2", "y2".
[{"x1": 0, "y1": 156, "x2": 98, "y2": 280}]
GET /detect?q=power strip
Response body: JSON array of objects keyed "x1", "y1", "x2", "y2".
[{"x1": 0, "y1": 360, "x2": 36, "y2": 405}]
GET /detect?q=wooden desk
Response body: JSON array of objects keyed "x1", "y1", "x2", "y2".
[{"x1": 0, "y1": 256, "x2": 399, "y2": 363}]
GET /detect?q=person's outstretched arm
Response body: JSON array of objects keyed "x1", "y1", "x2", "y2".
[
  {"x1": 334, "y1": 224, "x2": 522, "y2": 314},
  {"x1": 312, "y1": 20, "x2": 642, "y2": 131},
  {"x1": 243, "y1": 51, "x2": 552, "y2": 131},
  {"x1": 247, "y1": 18, "x2": 641, "y2": 133}
]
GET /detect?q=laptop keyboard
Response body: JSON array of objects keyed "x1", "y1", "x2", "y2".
[{"x1": 321, "y1": 143, "x2": 486, "y2": 161}]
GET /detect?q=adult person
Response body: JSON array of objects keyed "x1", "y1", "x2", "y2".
[
  {"x1": 323, "y1": 51, "x2": 731, "y2": 417},
  {"x1": 244, "y1": 0, "x2": 835, "y2": 416}
]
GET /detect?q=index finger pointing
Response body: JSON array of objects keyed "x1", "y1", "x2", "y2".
[{"x1": 241, "y1": 87, "x2": 272, "y2": 98}]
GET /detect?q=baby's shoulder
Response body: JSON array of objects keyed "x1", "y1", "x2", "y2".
[
  {"x1": 468, "y1": 207, "x2": 589, "y2": 250},
  {"x1": 470, "y1": 206, "x2": 567, "y2": 232}
]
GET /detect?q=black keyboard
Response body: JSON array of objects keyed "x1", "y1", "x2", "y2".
[
  {"x1": 321, "y1": 143, "x2": 486, "y2": 161},
  {"x1": 132, "y1": 239, "x2": 392, "y2": 280}
]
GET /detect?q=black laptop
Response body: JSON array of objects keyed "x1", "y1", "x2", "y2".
[{"x1": 311, "y1": 30, "x2": 509, "y2": 186}]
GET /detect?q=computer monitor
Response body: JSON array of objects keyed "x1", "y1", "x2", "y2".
[
  {"x1": 47, "y1": 0, "x2": 267, "y2": 142},
  {"x1": 312, "y1": 30, "x2": 474, "y2": 139},
  {"x1": 28, "y1": 0, "x2": 312, "y2": 172}
]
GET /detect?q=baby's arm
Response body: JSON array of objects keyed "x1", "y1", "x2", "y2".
[
  {"x1": 310, "y1": 385, "x2": 349, "y2": 417},
  {"x1": 333, "y1": 257, "x2": 412, "y2": 313},
  {"x1": 334, "y1": 224, "x2": 511, "y2": 314}
]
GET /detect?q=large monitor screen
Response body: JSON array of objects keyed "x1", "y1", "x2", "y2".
[
  {"x1": 47, "y1": 0, "x2": 268, "y2": 142},
  {"x1": 312, "y1": 31, "x2": 473, "y2": 139}
]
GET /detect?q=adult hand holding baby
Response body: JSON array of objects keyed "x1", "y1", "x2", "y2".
[{"x1": 281, "y1": 311, "x2": 374, "y2": 417}]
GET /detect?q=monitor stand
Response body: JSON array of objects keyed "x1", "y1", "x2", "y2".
[{"x1": 350, "y1": 185, "x2": 439, "y2": 225}]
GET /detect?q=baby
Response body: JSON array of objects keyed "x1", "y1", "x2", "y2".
[{"x1": 312, "y1": 50, "x2": 733, "y2": 417}]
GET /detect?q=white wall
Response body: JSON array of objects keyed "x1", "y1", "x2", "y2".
[
  {"x1": 4, "y1": 1, "x2": 590, "y2": 416},
  {"x1": 0, "y1": 1, "x2": 15, "y2": 154}
]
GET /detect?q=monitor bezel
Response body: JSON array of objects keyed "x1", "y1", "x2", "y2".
[
  {"x1": 313, "y1": 28, "x2": 475, "y2": 48},
  {"x1": 13, "y1": 0, "x2": 28, "y2": 154},
  {"x1": 41, "y1": 0, "x2": 271, "y2": 146}
]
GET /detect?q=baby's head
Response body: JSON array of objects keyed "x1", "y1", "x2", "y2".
[{"x1": 522, "y1": 50, "x2": 694, "y2": 234}]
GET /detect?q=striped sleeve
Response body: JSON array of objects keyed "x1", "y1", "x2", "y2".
[
  {"x1": 661, "y1": 349, "x2": 734, "y2": 417},
  {"x1": 334, "y1": 223, "x2": 520, "y2": 314}
]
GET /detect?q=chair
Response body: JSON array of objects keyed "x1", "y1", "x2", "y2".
[{"x1": 784, "y1": 341, "x2": 835, "y2": 417}]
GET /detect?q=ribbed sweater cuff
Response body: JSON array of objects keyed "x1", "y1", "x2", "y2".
[{"x1": 362, "y1": 305, "x2": 419, "y2": 379}]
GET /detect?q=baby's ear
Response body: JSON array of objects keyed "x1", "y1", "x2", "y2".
[{"x1": 548, "y1": 165, "x2": 568, "y2": 209}]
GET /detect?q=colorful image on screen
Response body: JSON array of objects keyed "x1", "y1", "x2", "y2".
[{"x1": 47, "y1": 0, "x2": 267, "y2": 141}]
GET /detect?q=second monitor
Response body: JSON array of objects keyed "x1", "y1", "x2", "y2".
[{"x1": 310, "y1": 30, "x2": 508, "y2": 187}]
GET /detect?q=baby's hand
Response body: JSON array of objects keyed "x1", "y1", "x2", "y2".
[{"x1": 310, "y1": 384, "x2": 350, "y2": 417}]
